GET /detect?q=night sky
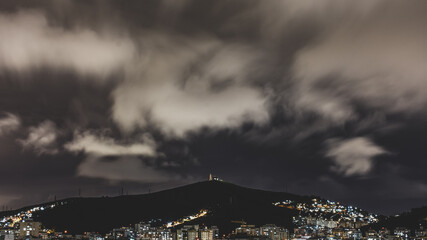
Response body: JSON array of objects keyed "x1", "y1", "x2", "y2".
[{"x1": 0, "y1": 0, "x2": 426, "y2": 215}]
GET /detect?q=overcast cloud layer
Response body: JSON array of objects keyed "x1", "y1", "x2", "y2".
[{"x1": 0, "y1": 0, "x2": 426, "y2": 215}]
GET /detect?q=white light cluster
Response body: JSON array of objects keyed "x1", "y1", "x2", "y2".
[
  {"x1": 0, "y1": 201, "x2": 67, "y2": 228},
  {"x1": 273, "y1": 198, "x2": 378, "y2": 229}
]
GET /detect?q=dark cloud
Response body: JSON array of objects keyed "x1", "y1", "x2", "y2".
[{"x1": 0, "y1": 0, "x2": 426, "y2": 215}]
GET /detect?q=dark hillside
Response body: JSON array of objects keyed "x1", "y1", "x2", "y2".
[{"x1": 29, "y1": 181, "x2": 306, "y2": 234}]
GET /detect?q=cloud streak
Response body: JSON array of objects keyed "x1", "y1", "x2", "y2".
[
  {"x1": 65, "y1": 131, "x2": 157, "y2": 157},
  {"x1": 65, "y1": 131, "x2": 175, "y2": 183},
  {"x1": 19, "y1": 120, "x2": 59, "y2": 155},
  {"x1": 291, "y1": 1, "x2": 427, "y2": 123},
  {"x1": 326, "y1": 137, "x2": 388, "y2": 176},
  {"x1": 0, "y1": 113, "x2": 20, "y2": 136},
  {"x1": 112, "y1": 35, "x2": 269, "y2": 136},
  {"x1": 0, "y1": 10, "x2": 135, "y2": 78}
]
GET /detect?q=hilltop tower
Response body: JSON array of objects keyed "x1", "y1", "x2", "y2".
[{"x1": 209, "y1": 173, "x2": 213, "y2": 181}]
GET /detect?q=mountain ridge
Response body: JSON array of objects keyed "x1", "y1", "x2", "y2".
[
  {"x1": 1, "y1": 180, "x2": 305, "y2": 234},
  {"x1": 1, "y1": 180, "x2": 425, "y2": 235}
]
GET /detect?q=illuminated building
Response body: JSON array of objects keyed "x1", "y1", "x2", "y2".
[
  {"x1": 134, "y1": 222, "x2": 173, "y2": 240},
  {"x1": 200, "y1": 228, "x2": 213, "y2": 240},
  {"x1": 187, "y1": 229, "x2": 197, "y2": 240},
  {"x1": 366, "y1": 229, "x2": 380, "y2": 240},
  {"x1": 234, "y1": 225, "x2": 259, "y2": 236},
  {"x1": 112, "y1": 227, "x2": 134, "y2": 239},
  {"x1": 415, "y1": 227, "x2": 427, "y2": 238},
  {"x1": 394, "y1": 228, "x2": 410, "y2": 239},
  {"x1": 176, "y1": 225, "x2": 217, "y2": 240},
  {"x1": 233, "y1": 224, "x2": 289, "y2": 240},
  {"x1": 208, "y1": 174, "x2": 222, "y2": 182},
  {"x1": 177, "y1": 225, "x2": 198, "y2": 240},
  {"x1": 211, "y1": 226, "x2": 219, "y2": 239},
  {"x1": 0, "y1": 229, "x2": 14, "y2": 240},
  {"x1": 260, "y1": 224, "x2": 289, "y2": 240},
  {"x1": 18, "y1": 221, "x2": 41, "y2": 238}
]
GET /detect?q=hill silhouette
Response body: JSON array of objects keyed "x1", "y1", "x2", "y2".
[
  {"x1": 2, "y1": 181, "x2": 425, "y2": 235},
  {"x1": 364, "y1": 206, "x2": 427, "y2": 232},
  {"x1": 21, "y1": 181, "x2": 308, "y2": 234}
]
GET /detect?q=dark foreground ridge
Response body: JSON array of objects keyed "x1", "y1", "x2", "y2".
[{"x1": 10, "y1": 181, "x2": 305, "y2": 234}]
